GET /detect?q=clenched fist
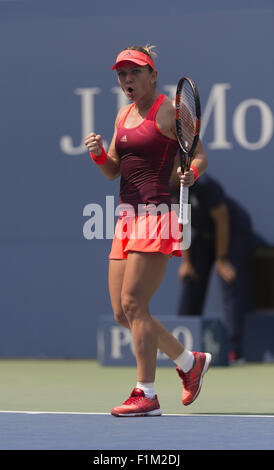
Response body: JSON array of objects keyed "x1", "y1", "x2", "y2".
[
  {"x1": 84, "y1": 133, "x2": 103, "y2": 156},
  {"x1": 177, "y1": 166, "x2": 195, "y2": 187}
]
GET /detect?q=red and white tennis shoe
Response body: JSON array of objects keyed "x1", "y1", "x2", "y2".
[
  {"x1": 176, "y1": 351, "x2": 212, "y2": 406},
  {"x1": 111, "y1": 387, "x2": 162, "y2": 417}
]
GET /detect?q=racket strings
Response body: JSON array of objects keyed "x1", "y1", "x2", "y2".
[{"x1": 178, "y1": 82, "x2": 196, "y2": 152}]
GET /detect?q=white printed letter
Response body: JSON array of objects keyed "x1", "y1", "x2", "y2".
[
  {"x1": 60, "y1": 87, "x2": 101, "y2": 155},
  {"x1": 83, "y1": 203, "x2": 103, "y2": 240},
  {"x1": 233, "y1": 99, "x2": 273, "y2": 150},
  {"x1": 201, "y1": 83, "x2": 232, "y2": 149}
]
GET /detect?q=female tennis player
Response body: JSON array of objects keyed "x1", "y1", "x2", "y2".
[{"x1": 85, "y1": 45, "x2": 211, "y2": 417}]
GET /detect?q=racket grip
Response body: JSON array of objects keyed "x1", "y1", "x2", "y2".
[{"x1": 178, "y1": 183, "x2": 189, "y2": 225}]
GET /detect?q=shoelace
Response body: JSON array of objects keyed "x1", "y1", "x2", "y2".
[
  {"x1": 123, "y1": 393, "x2": 144, "y2": 405},
  {"x1": 123, "y1": 397, "x2": 138, "y2": 405}
]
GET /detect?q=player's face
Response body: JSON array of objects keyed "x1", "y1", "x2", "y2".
[{"x1": 116, "y1": 64, "x2": 157, "y2": 101}]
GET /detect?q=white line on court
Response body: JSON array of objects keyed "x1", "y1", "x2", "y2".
[{"x1": 0, "y1": 410, "x2": 273, "y2": 418}]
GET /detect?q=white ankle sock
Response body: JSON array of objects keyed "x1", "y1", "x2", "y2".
[
  {"x1": 136, "y1": 382, "x2": 156, "y2": 398},
  {"x1": 174, "y1": 349, "x2": 194, "y2": 373}
]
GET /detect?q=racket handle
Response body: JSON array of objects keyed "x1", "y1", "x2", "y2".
[
  {"x1": 181, "y1": 222, "x2": 191, "y2": 250},
  {"x1": 178, "y1": 183, "x2": 189, "y2": 225}
]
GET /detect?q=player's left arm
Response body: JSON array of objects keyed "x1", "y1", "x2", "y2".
[
  {"x1": 170, "y1": 139, "x2": 208, "y2": 191},
  {"x1": 189, "y1": 139, "x2": 208, "y2": 178},
  {"x1": 169, "y1": 98, "x2": 208, "y2": 187},
  {"x1": 178, "y1": 139, "x2": 208, "y2": 187}
]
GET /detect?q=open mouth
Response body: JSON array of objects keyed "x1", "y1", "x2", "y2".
[{"x1": 127, "y1": 87, "x2": 133, "y2": 93}]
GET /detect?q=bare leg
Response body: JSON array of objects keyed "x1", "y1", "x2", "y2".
[
  {"x1": 109, "y1": 257, "x2": 184, "y2": 365},
  {"x1": 108, "y1": 259, "x2": 128, "y2": 327},
  {"x1": 109, "y1": 253, "x2": 211, "y2": 412},
  {"x1": 121, "y1": 252, "x2": 184, "y2": 382}
]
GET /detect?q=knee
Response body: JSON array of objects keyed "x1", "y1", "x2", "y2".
[
  {"x1": 113, "y1": 309, "x2": 129, "y2": 328},
  {"x1": 121, "y1": 293, "x2": 141, "y2": 324}
]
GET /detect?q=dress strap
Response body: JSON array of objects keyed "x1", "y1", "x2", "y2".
[
  {"x1": 120, "y1": 102, "x2": 135, "y2": 127},
  {"x1": 146, "y1": 94, "x2": 166, "y2": 121}
]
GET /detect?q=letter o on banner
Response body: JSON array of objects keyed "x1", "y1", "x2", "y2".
[{"x1": 233, "y1": 99, "x2": 273, "y2": 150}]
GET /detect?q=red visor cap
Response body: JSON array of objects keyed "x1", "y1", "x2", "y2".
[{"x1": 112, "y1": 50, "x2": 154, "y2": 71}]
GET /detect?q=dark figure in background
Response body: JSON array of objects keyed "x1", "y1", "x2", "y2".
[{"x1": 172, "y1": 173, "x2": 253, "y2": 364}]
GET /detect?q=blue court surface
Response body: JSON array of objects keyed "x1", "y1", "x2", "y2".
[{"x1": 0, "y1": 411, "x2": 273, "y2": 450}]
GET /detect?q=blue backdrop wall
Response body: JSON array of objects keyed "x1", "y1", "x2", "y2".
[{"x1": 0, "y1": 0, "x2": 273, "y2": 357}]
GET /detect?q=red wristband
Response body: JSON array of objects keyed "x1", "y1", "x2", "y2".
[
  {"x1": 190, "y1": 165, "x2": 199, "y2": 181},
  {"x1": 90, "y1": 147, "x2": 108, "y2": 165}
]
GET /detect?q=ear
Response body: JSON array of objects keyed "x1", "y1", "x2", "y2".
[{"x1": 152, "y1": 69, "x2": 158, "y2": 84}]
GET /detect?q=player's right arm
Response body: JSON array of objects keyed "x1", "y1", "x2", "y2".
[{"x1": 84, "y1": 105, "x2": 129, "y2": 181}]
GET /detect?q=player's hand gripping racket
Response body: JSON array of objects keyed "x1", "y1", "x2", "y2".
[{"x1": 175, "y1": 77, "x2": 201, "y2": 229}]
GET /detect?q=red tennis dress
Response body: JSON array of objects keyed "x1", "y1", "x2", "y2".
[{"x1": 109, "y1": 94, "x2": 182, "y2": 259}]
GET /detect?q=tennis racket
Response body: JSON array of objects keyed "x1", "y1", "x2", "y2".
[{"x1": 175, "y1": 77, "x2": 201, "y2": 228}]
